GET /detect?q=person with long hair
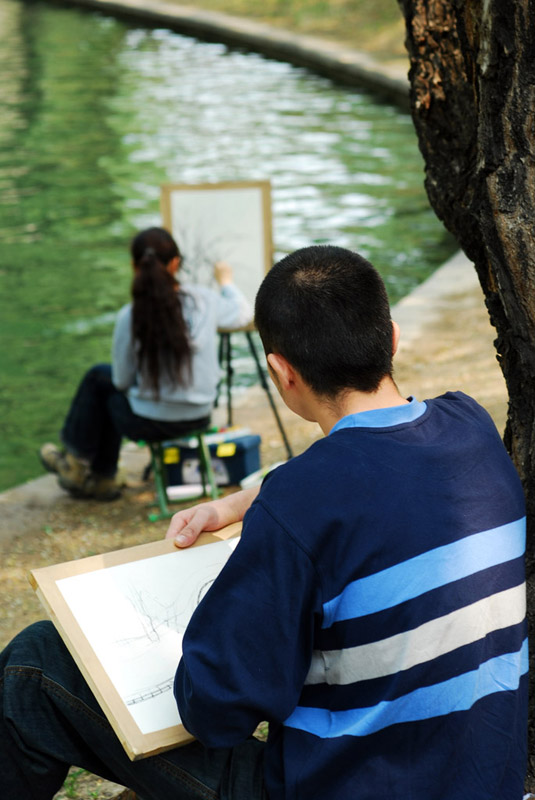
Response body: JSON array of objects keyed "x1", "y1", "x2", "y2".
[{"x1": 39, "y1": 227, "x2": 251, "y2": 500}]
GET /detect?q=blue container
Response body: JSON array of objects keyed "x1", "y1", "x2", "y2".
[{"x1": 163, "y1": 434, "x2": 261, "y2": 487}]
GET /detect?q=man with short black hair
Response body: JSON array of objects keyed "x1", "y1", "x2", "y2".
[
  {"x1": 255, "y1": 245, "x2": 394, "y2": 395},
  {"x1": 0, "y1": 246, "x2": 528, "y2": 799}
]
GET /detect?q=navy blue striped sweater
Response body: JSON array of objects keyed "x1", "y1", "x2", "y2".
[{"x1": 175, "y1": 392, "x2": 527, "y2": 799}]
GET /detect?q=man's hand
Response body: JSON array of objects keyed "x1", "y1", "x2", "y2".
[
  {"x1": 165, "y1": 487, "x2": 260, "y2": 548},
  {"x1": 165, "y1": 502, "x2": 222, "y2": 547}
]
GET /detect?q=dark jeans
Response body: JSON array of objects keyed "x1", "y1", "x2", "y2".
[
  {"x1": 61, "y1": 364, "x2": 210, "y2": 477},
  {"x1": 0, "y1": 621, "x2": 267, "y2": 800}
]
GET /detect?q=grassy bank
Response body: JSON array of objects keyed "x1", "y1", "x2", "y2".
[{"x1": 164, "y1": 0, "x2": 407, "y2": 59}]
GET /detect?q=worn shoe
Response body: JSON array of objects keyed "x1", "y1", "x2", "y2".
[
  {"x1": 57, "y1": 472, "x2": 121, "y2": 501},
  {"x1": 84, "y1": 474, "x2": 122, "y2": 502},
  {"x1": 40, "y1": 443, "x2": 121, "y2": 500},
  {"x1": 40, "y1": 445, "x2": 90, "y2": 495},
  {"x1": 56, "y1": 454, "x2": 90, "y2": 492},
  {"x1": 58, "y1": 473, "x2": 122, "y2": 501},
  {"x1": 39, "y1": 443, "x2": 65, "y2": 474}
]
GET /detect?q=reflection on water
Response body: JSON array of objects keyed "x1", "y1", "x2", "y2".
[{"x1": 0, "y1": 0, "x2": 456, "y2": 490}]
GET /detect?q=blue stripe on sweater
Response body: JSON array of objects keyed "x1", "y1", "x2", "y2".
[
  {"x1": 322, "y1": 517, "x2": 526, "y2": 628},
  {"x1": 284, "y1": 638, "x2": 529, "y2": 738}
]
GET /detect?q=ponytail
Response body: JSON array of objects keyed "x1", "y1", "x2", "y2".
[{"x1": 130, "y1": 228, "x2": 192, "y2": 394}]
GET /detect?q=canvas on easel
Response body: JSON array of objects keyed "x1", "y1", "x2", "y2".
[
  {"x1": 29, "y1": 524, "x2": 241, "y2": 761},
  {"x1": 160, "y1": 180, "x2": 272, "y2": 310}
]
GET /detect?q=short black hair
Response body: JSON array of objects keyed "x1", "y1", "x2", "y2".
[{"x1": 254, "y1": 245, "x2": 393, "y2": 396}]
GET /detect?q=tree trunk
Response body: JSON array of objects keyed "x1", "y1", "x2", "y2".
[{"x1": 397, "y1": 0, "x2": 535, "y2": 788}]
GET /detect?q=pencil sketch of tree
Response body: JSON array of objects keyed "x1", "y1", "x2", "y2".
[
  {"x1": 53, "y1": 538, "x2": 239, "y2": 738},
  {"x1": 116, "y1": 570, "x2": 218, "y2": 649},
  {"x1": 101, "y1": 561, "x2": 224, "y2": 712},
  {"x1": 174, "y1": 212, "x2": 251, "y2": 287}
]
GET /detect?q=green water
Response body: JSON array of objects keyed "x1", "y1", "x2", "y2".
[{"x1": 0, "y1": 0, "x2": 456, "y2": 492}]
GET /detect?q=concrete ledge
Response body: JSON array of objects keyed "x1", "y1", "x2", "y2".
[
  {"x1": 392, "y1": 251, "x2": 481, "y2": 351},
  {"x1": 61, "y1": 0, "x2": 410, "y2": 107}
]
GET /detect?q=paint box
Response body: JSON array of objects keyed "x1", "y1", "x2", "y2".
[{"x1": 162, "y1": 432, "x2": 261, "y2": 487}]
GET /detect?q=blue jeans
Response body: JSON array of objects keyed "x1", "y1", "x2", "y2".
[
  {"x1": 61, "y1": 364, "x2": 210, "y2": 477},
  {"x1": 0, "y1": 621, "x2": 267, "y2": 800}
]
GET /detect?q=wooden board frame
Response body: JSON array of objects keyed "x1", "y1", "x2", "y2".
[
  {"x1": 29, "y1": 524, "x2": 241, "y2": 761},
  {"x1": 160, "y1": 180, "x2": 272, "y2": 309}
]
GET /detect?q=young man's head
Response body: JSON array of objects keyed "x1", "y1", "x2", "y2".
[{"x1": 254, "y1": 245, "x2": 394, "y2": 398}]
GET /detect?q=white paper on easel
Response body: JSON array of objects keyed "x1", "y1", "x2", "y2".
[{"x1": 160, "y1": 181, "x2": 272, "y2": 310}]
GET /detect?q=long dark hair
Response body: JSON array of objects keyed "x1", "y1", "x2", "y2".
[{"x1": 130, "y1": 227, "x2": 192, "y2": 393}]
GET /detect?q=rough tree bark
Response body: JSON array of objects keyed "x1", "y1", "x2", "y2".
[{"x1": 397, "y1": 0, "x2": 535, "y2": 788}]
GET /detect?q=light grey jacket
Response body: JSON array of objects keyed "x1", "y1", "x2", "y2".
[{"x1": 112, "y1": 282, "x2": 252, "y2": 421}]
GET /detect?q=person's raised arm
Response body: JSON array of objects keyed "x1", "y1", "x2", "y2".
[
  {"x1": 213, "y1": 261, "x2": 252, "y2": 329},
  {"x1": 214, "y1": 260, "x2": 233, "y2": 287},
  {"x1": 165, "y1": 486, "x2": 259, "y2": 547}
]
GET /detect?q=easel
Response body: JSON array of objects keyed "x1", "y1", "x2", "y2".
[
  {"x1": 217, "y1": 323, "x2": 293, "y2": 460},
  {"x1": 160, "y1": 179, "x2": 291, "y2": 457}
]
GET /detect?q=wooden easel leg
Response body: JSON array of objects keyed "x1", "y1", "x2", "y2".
[
  {"x1": 225, "y1": 333, "x2": 233, "y2": 427},
  {"x1": 216, "y1": 332, "x2": 234, "y2": 427},
  {"x1": 217, "y1": 331, "x2": 294, "y2": 460}
]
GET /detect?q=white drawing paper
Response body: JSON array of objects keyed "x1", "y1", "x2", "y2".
[{"x1": 56, "y1": 538, "x2": 239, "y2": 735}]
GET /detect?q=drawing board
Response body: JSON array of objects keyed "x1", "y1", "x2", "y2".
[
  {"x1": 160, "y1": 180, "x2": 272, "y2": 310},
  {"x1": 29, "y1": 524, "x2": 241, "y2": 760}
]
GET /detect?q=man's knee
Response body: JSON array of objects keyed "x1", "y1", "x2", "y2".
[
  {"x1": 1, "y1": 620, "x2": 62, "y2": 671},
  {"x1": 2, "y1": 620, "x2": 103, "y2": 718}
]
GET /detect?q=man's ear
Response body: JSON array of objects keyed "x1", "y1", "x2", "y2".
[
  {"x1": 392, "y1": 320, "x2": 401, "y2": 356},
  {"x1": 266, "y1": 353, "x2": 296, "y2": 390}
]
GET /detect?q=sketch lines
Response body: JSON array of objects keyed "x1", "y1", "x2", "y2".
[
  {"x1": 56, "y1": 540, "x2": 238, "y2": 733},
  {"x1": 115, "y1": 562, "x2": 220, "y2": 650},
  {"x1": 165, "y1": 183, "x2": 270, "y2": 308},
  {"x1": 125, "y1": 677, "x2": 174, "y2": 706}
]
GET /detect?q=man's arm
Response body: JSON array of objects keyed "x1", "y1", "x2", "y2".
[
  {"x1": 174, "y1": 500, "x2": 318, "y2": 748},
  {"x1": 165, "y1": 487, "x2": 260, "y2": 547}
]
